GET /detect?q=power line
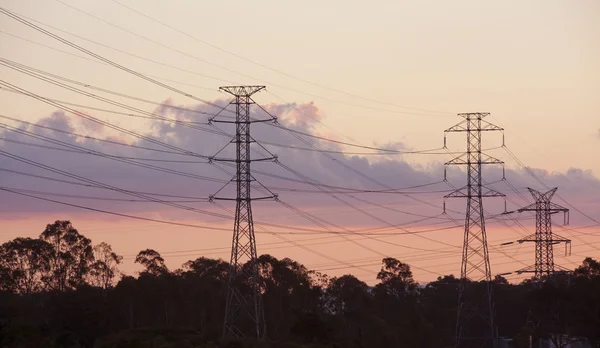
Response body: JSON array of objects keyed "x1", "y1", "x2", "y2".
[
  {"x1": 0, "y1": 78, "x2": 221, "y2": 159},
  {"x1": 0, "y1": 57, "x2": 454, "y2": 157},
  {"x1": 0, "y1": 30, "x2": 218, "y2": 92},
  {"x1": 108, "y1": 0, "x2": 453, "y2": 116},
  {"x1": 0, "y1": 7, "x2": 232, "y2": 111},
  {"x1": 0, "y1": 106, "x2": 454, "y2": 196},
  {"x1": 52, "y1": 0, "x2": 454, "y2": 117},
  {"x1": 0, "y1": 186, "x2": 209, "y2": 203}
]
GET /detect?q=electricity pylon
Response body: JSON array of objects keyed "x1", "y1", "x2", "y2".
[
  {"x1": 513, "y1": 188, "x2": 570, "y2": 280},
  {"x1": 444, "y1": 112, "x2": 505, "y2": 348},
  {"x1": 209, "y1": 86, "x2": 277, "y2": 338}
]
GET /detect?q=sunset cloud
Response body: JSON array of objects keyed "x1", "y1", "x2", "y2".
[{"x1": 0, "y1": 99, "x2": 598, "y2": 230}]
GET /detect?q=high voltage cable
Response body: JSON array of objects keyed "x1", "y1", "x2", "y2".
[
  {"x1": 0, "y1": 138, "x2": 208, "y2": 164},
  {"x1": 0, "y1": 187, "x2": 209, "y2": 203},
  {"x1": 259, "y1": 104, "x2": 466, "y2": 216},
  {"x1": 7, "y1": 157, "x2": 455, "y2": 232},
  {"x1": 0, "y1": 50, "x2": 445, "y2": 158},
  {"x1": 1, "y1": 7, "x2": 460, "y2": 156},
  {"x1": 0, "y1": 30, "x2": 218, "y2": 92},
  {"x1": 264, "y1": 89, "x2": 443, "y2": 156},
  {"x1": 211, "y1": 162, "x2": 457, "y2": 236},
  {"x1": 504, "y1": 145, "x2": 600, "y2": 225},
  {"x1": 0, "y1": 73, "x2": 453, "y2": 197},
  {"x1": 483, "y1": 178, "x2": 531, "y2": 236},
  {"x1": 0, "y1": 56, "x2": 218, "y2": 119},
  {"x1": 441, "y1": 178, "x2": 530, "y2": 268},
  {"x1": 120, "y1": 232, "x2": 530, "y2": 264},
  {"x1": 0, "y1": 27, "x2": 233, "y2": 86},
  {"x1": 277, "y1": 162, "x2": 462, "y2": 250},
  {"x1": 108, "y1": 0, "x2": 453, "y2": 116},
  {"x1": 0, "y1": 114, "x2": 212, "y2": 158},
  {"x1": 0, "y1": 59, "x2": 232, "y2": 141},
  {"x1": 211, "y1": 202, "x2": 379, "y2": 276},
  {"x1": 3, "y1": 52, "x2": 463, "y2": 160},
  {"x1": 501, "y1": 145, "x2": 600, "y2": 252},
  {"x1": 4, "y1": 4, "x2": 580, "y2": 274},
  {"x1": 489, "y1": 114, "x2": 599, "y2": 227},
  {"x1": 52, "y1": 0, "x2": 453, "y2": 117},
  {"x1": 0, "y1": 58, "x2": 452, "y2": 157},
  {"x1": 0, "y1": 79, "x2": 219, "y2": 160},
  {"x1": 0, "y1": 86, "x2": 228, "y2": 137},
  {"x1": 0, "y1": 109, "x2": 452, "y2": 196},
  {"x1": 0, "y1": 7, "x2": 233, "y2": 111},
  {"x1": 0, "y1": 121, "x2": 229, "y2": 183},
  {"x1": 0, "y1": 167, "x2": 264, "y2": 201},
  {"x1": 214, "y1": 136, "x2": 461, "y2": 238},
  {"x1": 0, "y1": 151, "x2": 456, "y2": 236},
  {"x1": 222, "y1": 123, "x2": 466, "y2": 250}
]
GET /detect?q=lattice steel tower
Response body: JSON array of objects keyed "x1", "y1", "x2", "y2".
[
  {"x1": 514, "y1": 188, "x2": 570, "y2": 280},
  {"x1": 444, "y1": 112, "x2": 505, "y2": 348},
  {"x1": 210, "y1": 86, "x2": 276, "y2": 338}
]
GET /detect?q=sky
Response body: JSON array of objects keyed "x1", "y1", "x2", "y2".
[{"x1": 0, "y1": 0, "x2": 599, "y2": 284}]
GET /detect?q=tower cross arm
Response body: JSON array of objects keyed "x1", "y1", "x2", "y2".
[
  {"x1": 444, "y1": 153, "x2": 504, "y2": 166},
  {"x1": 444, "y1": 117, "x2": 504, "y2": 133},
  {"x1": 444, "y1": 185, "x2": 505, "y2": 198},
  {"x1": 219, "y1": 85, "x2": 266, "y2": 97}
]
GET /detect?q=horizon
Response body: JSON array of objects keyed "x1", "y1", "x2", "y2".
[{"x1": 1, "y1": 0, "x2": 599, "y2": 285}]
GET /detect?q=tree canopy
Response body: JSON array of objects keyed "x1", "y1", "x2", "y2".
[{"x1": 0, "y1": 220, "x2": 598, "y2": 348}]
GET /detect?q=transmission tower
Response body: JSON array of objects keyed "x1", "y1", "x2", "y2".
[
  {"x1": 513, "y1": 188, "x2": 571, "y2": 280},
  {"x1": 209, "y1": 86, "x2": 277, "y2": 338},
  {"x1": 444, "y1": 112, "x2": 505, "y2": 348}
]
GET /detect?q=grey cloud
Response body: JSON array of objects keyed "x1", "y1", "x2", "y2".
[{"x1": 0, "y1": 99, "x2": 598, "y2": 229}]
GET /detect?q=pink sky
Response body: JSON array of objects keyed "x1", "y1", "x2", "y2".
[{"x1": 0, "y1": 101, "x2": 598, "y2": 285}]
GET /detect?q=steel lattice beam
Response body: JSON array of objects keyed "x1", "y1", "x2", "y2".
[
  {"x1": 211, "y1": 86, "x2": 269, "y2": 338},
  {"x1": 444, "y1": 112, "x2": 505, "y2": 348},
  {"x1": 515, "y1": 188, "x2": 570, "y2": 280}
]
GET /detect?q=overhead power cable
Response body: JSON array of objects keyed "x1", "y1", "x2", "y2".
[
  {"x1": 52, "y1": 0, "x2": 453, "y2": 117},
  {"x1": 0, "y1": 106, "x2": 450, "y2": 196},
  {"x1": 109, "y1": 0, "x2": 453, "y2": 116},
  {"x1": 0, "y1": 57, "x2": 451, "y2": 157},
  {"x1": 0, "y1": 30, "x2": 219, "y2": 92},
  {"x1": 0, "y1": 7, "x2": 233, "y2": 112},
  {"x1": 0, "y1": 186, "x2": 209, "y2": 203},
  {"x1": 0, "y1": 149, "x2": 453, "y2": 236}
]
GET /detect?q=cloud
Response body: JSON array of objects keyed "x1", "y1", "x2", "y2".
[{"x1": 0, "y1": 99, "x2": 598, "y2": 230}]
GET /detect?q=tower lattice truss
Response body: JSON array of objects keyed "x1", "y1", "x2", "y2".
[
  {"x1": 444, "y1": 112, "x2": 505, "y2": 348},
  {"x1": 210, "y1": 86, "x2": 277, "y2": 338},
  {"x1": 515, "y1": 188, "x2": 570, "y2": 280}
]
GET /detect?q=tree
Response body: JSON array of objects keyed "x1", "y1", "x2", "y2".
[
  {"x1": 373, "y1": 258, "x2": 422, "y2": 347},
  {"x1": 420, "y1": 275, "x2": 460, "y2": 346},
  {"x1": 88, "y1": 242, "x2": 123, "y2": 289},
  {"x1": 325, "y1": 274, "x2": 371, "y2": 317},
  {"x1": 375, "y1": 257, "x2": 417, "y2": 297},
  {"x1": 182, "y1": 257, "x2": 228, "y2": 281},
  {"x1": 0, "y1": 237, "x2": 53, "y2": 293},
  {"x1": 254, "y1": 255, "x2": 321, "y2": 340},
  {"x1": 574, "y1": 257, "x2": 600, "y2": 279},
  {"x1": 494, "y1": 274, "x2": 509, "y2": 285},
  {"x1": 40, "y1": 220, "x2": 94, "y2": 291},
  {"x1": 135, "y1": 249, "x2": 168, "y2": 276}
]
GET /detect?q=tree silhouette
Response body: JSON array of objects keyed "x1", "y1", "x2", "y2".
[
  {"x1": 0, "y1": 237, "x2": 53, "y2": 293},
  {"x1": 40, "y1": 220, "x2": 93, "y2": 291},
  {"x1": 0, "y1": 220, "x2": 598, "y2": 348},
  {"x1": 134, "y1": 249, "x2": 169, "y2": 276},
  {"x1": 89, "y1": 242, "x2": 123, "y2": 289}
]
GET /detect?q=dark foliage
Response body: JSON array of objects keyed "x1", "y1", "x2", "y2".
[{"x1": 0, "y1": 221, "x2": 599, "y2": 347}]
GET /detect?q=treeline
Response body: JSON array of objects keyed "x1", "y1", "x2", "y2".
[{"x1": 0, "y1": 220, "x2": 599, "y2": 348}]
